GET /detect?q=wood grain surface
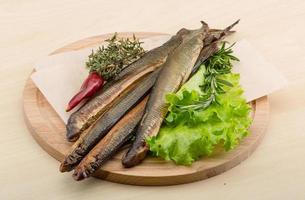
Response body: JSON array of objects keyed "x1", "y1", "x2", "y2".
[
  {"x1": 2, "y1": 0, "x2": 305, "y2": 199},
  {"x1": 23, "y1": 33, "x2": 269, "y2": 186}
]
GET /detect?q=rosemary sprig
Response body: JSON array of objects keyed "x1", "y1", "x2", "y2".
[
  {"x1": 176, "y1": 42, "x2": 239, "y2": 111},
  {"x1": 86, "y1": 33, "x2": 145, "y2": 80}
]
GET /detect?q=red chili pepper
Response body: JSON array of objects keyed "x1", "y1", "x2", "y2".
[{"x1": 66, "y1": 72, "x2": 104, "y2": 112}]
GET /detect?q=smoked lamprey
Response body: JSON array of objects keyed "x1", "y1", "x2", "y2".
[{"x1": 122, "y1": 22, "x2": 209, "y2": 167}]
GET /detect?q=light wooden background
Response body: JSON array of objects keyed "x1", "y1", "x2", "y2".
[{"x1": 1, "y1": 0, "x2": 305, "y2": 199}]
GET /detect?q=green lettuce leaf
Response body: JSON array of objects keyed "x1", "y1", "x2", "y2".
[{"x1": 147, "y1": 66, "x2": 252, "y2": 165}]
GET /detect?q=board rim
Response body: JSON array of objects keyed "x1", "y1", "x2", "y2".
[{"x1": 23, "y1": 32, "x2": 269, "y2": 186}]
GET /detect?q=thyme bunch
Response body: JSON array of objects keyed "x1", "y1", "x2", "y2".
[{"x1": 86, "y1": 33, "x2": 145, "y2": 80}]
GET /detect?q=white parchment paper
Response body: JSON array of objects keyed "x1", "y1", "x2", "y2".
[{"x1": 31, "y1": 36, "x2": 287, "y2": 123}]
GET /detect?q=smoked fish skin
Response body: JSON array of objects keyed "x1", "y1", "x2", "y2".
[
  {"x1": 72, "y1": 97, "x2": 148, "y2": 181},
  {"x1": 122, "y1": 23, "x2": 209, "y2": 168}
]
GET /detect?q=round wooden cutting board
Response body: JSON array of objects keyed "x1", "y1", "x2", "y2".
[{"x1": 23, "y1": 32, "x2": 269, "y2": 186}]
